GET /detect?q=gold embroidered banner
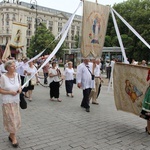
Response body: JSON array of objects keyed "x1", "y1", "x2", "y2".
[
  {"x1": 81, "y1": 1, "x2": 110, "y2": 58},
  {"x1": 2, "y1": 42, "x2": 11, "y2": 60},
  {"x1": 113, "y1": 63, "x2": 149, "y2": 116},
  {"x1": 10, "y1": 22, "x2": 27, "y2": 48}
]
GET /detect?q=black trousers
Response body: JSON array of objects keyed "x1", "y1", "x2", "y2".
[
  {"x1": 44, "y1": 73, "x2": 48, "y2": 84},
  {"x1": 20, "y1": 75, "x2": 28, "y2": 92},
  {"x1": 81, "y1": 88, "x2": 91, "y2": 109},
  {"x1": 49, "y1": 81, "x2": 59, "y2": 98}
]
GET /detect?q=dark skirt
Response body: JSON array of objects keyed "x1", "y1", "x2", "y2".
[
  {"x1": 140, "y1": 86, "x2": 150, "y2": 120},
  {"x1": 65, "y1": 80, "x2": 73, "y2": 94},
  {"x1": 26, "y1": 80, "x2": 34, "y2": 90},
  {"x1": 49, "y1": 81, "x2": 59, "y2": 98}
]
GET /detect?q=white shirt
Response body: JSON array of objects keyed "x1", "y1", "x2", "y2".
[
  {"x1": 0, "y1": 63, "x2": 7, "y2": 73},
  {"x1": 94, "y1": 64, "x2": 101, "y2": 77},
  {"x1": 76, "y1": 62, "x2": 94, "y2": 90},
  {"x1": 25, "y1": 65, "x2": 37, "y2": 78},
  {"x1": 19, "y1": 62, "x2": 29, "y2": 76},
  {"x1": 0, "y1": 73, "x2": 20, "y2": 104},
  {"x1": 49, "y1": 68, "x2": 60, "y2": 83},
  {"x1": 110, "y1": 60, "x2": 115, "y2": 68},
  {"x1": 65, "y1": 68, "x2": 74, "y2": 80}
]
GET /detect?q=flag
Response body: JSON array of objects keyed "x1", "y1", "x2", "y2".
[
  {"x1": 2, "y1": 42, "x2": 11, "y2": 60},
  {"x1": 10, "y1": 22, "x2": 27, "y2": 48},
  {"x1": 113, "y1": 63, "x2": 149, "y2": 116},
  {"x1": 81, "y1": 1, "x2": 110, "y2": 58}
]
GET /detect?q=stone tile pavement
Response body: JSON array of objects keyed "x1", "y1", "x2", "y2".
[{"x1": 0, "y1": 71, "x2": 150, "y2": 150}]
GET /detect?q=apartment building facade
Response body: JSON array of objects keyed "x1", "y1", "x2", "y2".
[{"x1": 0, "y1": 0, "x2": 82, "y2": 57}]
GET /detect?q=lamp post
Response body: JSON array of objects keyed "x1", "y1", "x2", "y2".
[{"x1": 30, "y1": 0, "x2": 37, "y2": 55}]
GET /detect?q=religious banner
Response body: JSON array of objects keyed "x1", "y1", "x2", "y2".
[
  {"x1": 10, "y1": 22, "x2": 27, "y2": 48},
  {"x1": 81, "y1": 1, "x2": 110, "y2": 58},
  {"x1": 113, "y1": 63, "x2": 150, "y2": 116},
  {"x1": 2, "y1": 42, "x2": 11, "y2": 60}
]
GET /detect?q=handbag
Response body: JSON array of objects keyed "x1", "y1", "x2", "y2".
[
  {"x1": 31, "y1": 78, "x2": 36, "y2": 85},
  {"x1": 17, "y1": 74, "x2": 27, "y2": 109},
  {"x1": 20, "y1": 92, "x2": 27, "y2": 109},
  {"x1": 73, "y1": 78, "x2": 76, "y2": 84}
]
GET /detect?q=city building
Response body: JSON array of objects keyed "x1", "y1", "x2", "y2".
[{"x1": 0, "y1": 0, "x2": 82, "y2": 58}]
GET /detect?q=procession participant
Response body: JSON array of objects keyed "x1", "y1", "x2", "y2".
[
  {"x1": 24, "y1": 61, "x2": 38, "y2": 101},
  {"x1": 76, "y1": 58, "x2": 95, "y2": 112},
  {"x1": 42, "y1": 62, "x2": 50, "y2": 84},
  {"x1": 0, "y1": 60, "x2": 22, "y2": 147},
  {"x1": 140, "y1": 70, "x2": 150, "y2": 134},
  {"x1": 64, "y1": 61, "x2": 75, "y2": 97},
  {"x1": 49, "y1": 61, "x2": 62, "y2": 102},
  {"x1": 89, "y1": 58, "x2": 102, "y2": 104}
]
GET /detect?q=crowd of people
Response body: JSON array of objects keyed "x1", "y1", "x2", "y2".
[{"x1": 0, "y1": 56, "x2": 149, "y2": 148}]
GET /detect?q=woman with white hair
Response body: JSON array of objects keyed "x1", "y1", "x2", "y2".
[
  {"x1": 0, "y1": 60, "x2": 22, "y2": 147},
  {"x1": 64, "y1": 61, "x2": 75, "y2": 97}
]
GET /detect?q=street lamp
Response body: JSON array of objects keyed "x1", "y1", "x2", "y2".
[{"x1": 30, "y1": 0, "x2": 37, "y2": 48}]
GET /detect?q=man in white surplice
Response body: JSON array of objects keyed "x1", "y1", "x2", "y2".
[{"x1": 76, "y1": 59, "x2": 95, "y2": 112}]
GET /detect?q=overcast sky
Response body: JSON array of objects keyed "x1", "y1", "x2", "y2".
[{"x1": 21, "y1": 0, "x2": 127, "y2": 15}]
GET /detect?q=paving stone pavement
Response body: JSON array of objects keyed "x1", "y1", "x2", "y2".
[{"x1": 0, "y1": 72, "x2": 150, "y2": 150}]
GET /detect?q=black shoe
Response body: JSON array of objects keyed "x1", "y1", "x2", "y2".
[
  {"x1": 81, "y1": 105, "x2": 85, "y2": 108},
  {"x1": 8, "y1": 136, "x2": 12, "y2": 142},
  {"x1": 12, "y1": 143, "x2": 19, "y2": 148},
  {"x1": 86, "y1": 108, "x2": 90, "y2": 112},
  {"x1": 8, "y1": 136, "x2": 19, "y2": 148}
]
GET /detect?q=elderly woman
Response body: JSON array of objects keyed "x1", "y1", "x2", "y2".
[
  {"x1": 24, "y1": 61, "x2": 38, "y2": 101},
  {"x1": 0, "y1": 60, "x2": 22, "y2": 147},
  {"x1": 64, "y1": 61, "x2": 75, "y2": 97},
  {"x1": 49, "y1": 61, "x2": 62, "y2": 102}
]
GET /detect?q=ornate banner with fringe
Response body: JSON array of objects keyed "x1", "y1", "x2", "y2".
[
  {"x1": 81, "y1": 1, "x2": 110, "y2": 58},
  {"x1": 10, "y1": 22, "x2": 27, "y2": 48},
  {"x1": 113, "y1": 63, "x2": 149, "y2": 116}
]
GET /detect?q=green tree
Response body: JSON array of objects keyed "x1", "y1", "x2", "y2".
[
  {"x1": 27, "y1": 23, "x2": 65, "y2": 59},
  {"x1": 105, "y1": 0, "x2": 150, "y2": 61}
]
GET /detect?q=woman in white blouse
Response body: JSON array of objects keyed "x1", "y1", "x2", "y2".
[
  {"x1": 49, "y1": 62, "x2": 61, "y2": 102},
  {"x1": 64, "y1": 61, "x2": 75, "y2": 97},
  {"x1": 0, "y1": 60, "x2": 22, "y2": 147},
  {"x1": 24, "y1": 61, "x2": 38, "y2": 101}
]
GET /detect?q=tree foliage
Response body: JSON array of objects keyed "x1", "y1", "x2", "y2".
[
  {"x1": 105, "y1": 0, "x2": 150, "y2": 61},
  {"x1": 27, "y1": 23, "x2": 65, "y2": 59}
]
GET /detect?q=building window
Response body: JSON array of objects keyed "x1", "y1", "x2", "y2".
[
  {"x1": 49, "y1": 26, "x2": 53, "y2": 32},
  {"x1": 27, "y1": 39, "x2": 30, "y2": 46},
  {"x1": 71, "y1": 36, "x2": 74, "y2": 40},
  {"x1": 71, "y1": 25, "x2": 75, "y2": 30},
  {"x1": 58, "y1": 22, "x2": 62, "y2": 27},
  {"x1": 49, "y1": 21, "x2": 53, "y2": 26},
  {"x1": 77, "y1": 26, "x2": 80, "y2": 31},
  {"x1": 27, "y1": 17, "x2": 32, "y2": 22},
  {"x1": 6, "y1": 37, "x2": 9, "y2": 43},
  {"x1": 6, "y1": 28, "x2": 9, "y2": 34},
  {"x1": 6, "y1": 21, "x2": 9, "y2": 25},
  {"x1": 28, "y1": 23, "x2": 31, "y2": 29},
  {"x1": 27, "y1": 30, "x2": 31, "y2": 36},
  {"x1": 12, "y1": 14, "x2": 16, "y2": 21},
  {"x1": 6, "y1": 14, "x2": 9, "y2": 19},
  {"x1": 71, "y1": 30, "x2": 74, "y2": 35},
  {"x1": 58, "y1": 27, "x2": 62, "y2": 32}
]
